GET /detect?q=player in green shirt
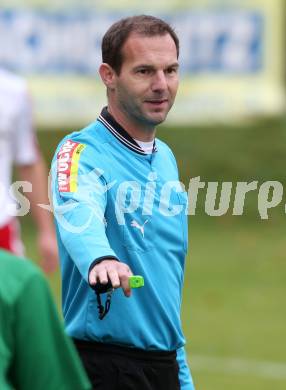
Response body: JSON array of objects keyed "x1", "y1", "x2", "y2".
[{"x1": 0, "y1": 250, "x2": 91, "y2": 390}]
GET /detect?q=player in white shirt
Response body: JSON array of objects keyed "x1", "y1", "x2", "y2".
[{"x1": 0, "y1": 68, "x2": 58, "y2": 273}]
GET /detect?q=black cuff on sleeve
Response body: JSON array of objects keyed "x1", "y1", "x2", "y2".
[{"x1": 88, "y1": 256, "x2": 120, "y2": 283}]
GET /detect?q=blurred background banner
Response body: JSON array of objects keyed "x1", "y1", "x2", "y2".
[{"x1": 1, "y1": 0, "x2": 285, "y2": 127}]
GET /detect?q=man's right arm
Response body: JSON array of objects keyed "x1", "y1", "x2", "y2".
[{"x1": 51, "y1": 140, "x2": 132, "y2": 293}]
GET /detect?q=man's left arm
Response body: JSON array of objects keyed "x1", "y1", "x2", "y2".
[
  {"x1": 17, "y1": 156, "x2": 58, "y2": 273},
  {"x1": 176, "y1": 346, "x2": 196, "y2": 390},
  {"x1": 13, "y1": 84, "x2": 58, "y2": 273}
]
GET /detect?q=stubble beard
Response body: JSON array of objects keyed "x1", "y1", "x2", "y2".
[{"x1": 121, "y1": 97, "x2": 173, "y2": 131}]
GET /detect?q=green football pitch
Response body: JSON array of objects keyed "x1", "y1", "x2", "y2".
[{"x1": 21, "y1": 120, "x2": 286, "y2": 390}]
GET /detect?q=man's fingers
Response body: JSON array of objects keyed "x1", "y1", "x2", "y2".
[
  {"x1": 120, "y1": 263, "x2": 133, "y2": 277},
  {"x1": 119, "y1": 273, "x2": 132, "y2": 297},
  {"x1": 118, "y1": 264, "x2": 133, "y2": 296},
  {"x1": 107, "y1": 269, "x2": 120, "y2": 289},
  {"x1": 97, "y1": 268, "x2": 108, "y2": 284},
  {"x1": 89, "y1": 268, "x2": 97, "y2": 286},
  {"x1": 89, "y1": 261, "x2": 133, "y2": 297}
]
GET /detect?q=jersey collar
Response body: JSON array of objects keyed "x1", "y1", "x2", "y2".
[{"x1": 98, "y1": 107, "x2": 157, "y2": 155}]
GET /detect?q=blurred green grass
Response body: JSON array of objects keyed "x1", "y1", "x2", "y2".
[{"x1": 21, "y1": 119, "x2": 286, "y2": 390}]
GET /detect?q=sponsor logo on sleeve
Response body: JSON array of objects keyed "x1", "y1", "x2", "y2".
[{"x1": 57, "y1": 140, "x2": 86, "y2": 192}]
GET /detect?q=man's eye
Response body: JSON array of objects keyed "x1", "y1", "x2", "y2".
[
  {"x1": 137, "y1": 69, "x2": 149, "y2": 75},
  {"x1": 166, "y1": 68, "x2": 177, "y2": 74}
]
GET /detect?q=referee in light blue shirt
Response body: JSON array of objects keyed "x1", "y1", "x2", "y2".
[{"x1": 51, "y1": 15, "x2": 195, "y2": 390}]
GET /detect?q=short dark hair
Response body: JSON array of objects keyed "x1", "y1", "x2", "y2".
[{"x1": 101, "y1": 15, "x2": 179, "y2": 74}]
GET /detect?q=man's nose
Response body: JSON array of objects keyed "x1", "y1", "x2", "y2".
[{"x1": 151, "y1": 71, "x2": 167, "y2": 92}]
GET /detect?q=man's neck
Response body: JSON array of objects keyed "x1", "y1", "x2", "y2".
[{"x1": 107, "y1": 105, "x2": 155, "y2": 142}]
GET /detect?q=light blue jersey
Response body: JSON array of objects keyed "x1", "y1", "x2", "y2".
[{"x1": 51, "y1": 108, "x2": 195, "y2": 389}]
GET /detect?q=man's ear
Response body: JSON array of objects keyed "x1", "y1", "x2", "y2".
[{"x1": 99, "y1": 63, "x2": 116, "y2": 90}]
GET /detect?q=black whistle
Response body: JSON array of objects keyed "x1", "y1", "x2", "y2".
[{"x1": 92, "y1": 279, "x2": 113, "y2": 294}]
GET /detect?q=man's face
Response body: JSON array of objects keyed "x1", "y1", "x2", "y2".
[{"x1": 113, "y1": 33, "x2": 179, "y2": 131}]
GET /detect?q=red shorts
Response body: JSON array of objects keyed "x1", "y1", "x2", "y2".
[{"x1": 0, "y1": 219, "x2": 24, "y2": 256}]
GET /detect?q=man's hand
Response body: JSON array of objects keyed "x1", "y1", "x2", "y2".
[{"x1": 89, "y1": 260, "x2": 133, "y2": 297}]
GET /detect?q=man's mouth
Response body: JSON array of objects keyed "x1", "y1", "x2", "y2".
[{"x1": 144, "y1": 99, "x2": 168, "y2": 106}]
